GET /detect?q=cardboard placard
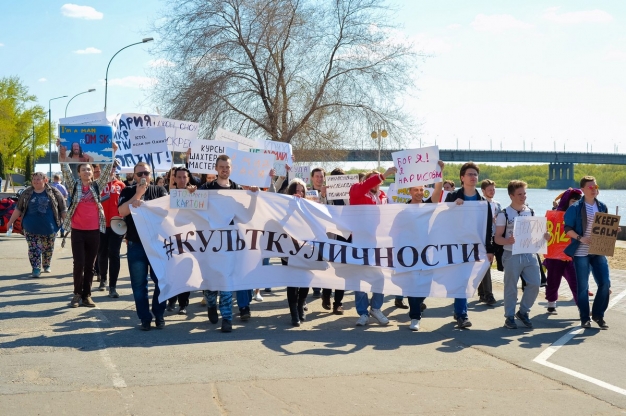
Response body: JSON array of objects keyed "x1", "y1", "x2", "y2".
[
  {"x1": 588, "y1": 212, "x2": 621, "y2": 256},
  {"x1": 58, "y1": 125, "x2": 114, "y2": 163},
  {"x1": 512, "y1": 216, "x2": 548, "y2": 255},
  {"x1": 545, "y1": 210, "x2": 571, "y2": 260},
  {"x1": 326, "y1": 174, "x2": 359, "y2": 201},
  {"x1": 170, "y1": 189, "x2": 209, "y2": 210}
]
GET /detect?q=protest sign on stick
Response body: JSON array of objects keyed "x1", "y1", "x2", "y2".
[
  {"x1": 589, "y1": 212, "x2": 621, "y2": 256},
  {"x1": 512, "y1": 216, "x2": 547, "y2": 255},
  {"x1": 188, "y1": 140, "x2": 238, "y2": 174},
  {"x1": 224, "y1": 147, "x2": 273, "y2": 187},
  {"x1": 392, "y1": 146, "x2": 442, "y2": 187},
  {"x1": 58, "y1": 125, "x2": 114, "y2": 163},
  {"x1": 326, "y1": 174, "x2": 359, "y2": 201},
  {"x1": 545, "y1": 210, "x2": 570, "y2": 260},
  {"x1": 170, "y1": 189, "x2": 209, "y2": 210},
  {"x1": 129, "y1": 127, "x2": 168, "y2": 155}
]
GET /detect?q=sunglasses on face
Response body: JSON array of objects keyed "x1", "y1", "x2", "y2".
[
  {"x1": 135, "y1": 171, "x2": 151, "y2": 177},
  {"x1": 587, "y1": 184, "x2": 599, "y2": 190}
]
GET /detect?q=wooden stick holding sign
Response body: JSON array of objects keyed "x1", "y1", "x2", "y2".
[{"x1": 588, "y1": 212, "x2": 621, "y2": 256}]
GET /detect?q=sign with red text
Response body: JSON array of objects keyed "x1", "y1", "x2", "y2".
[
  {"x1": 326, "y1": 174, "x2": 359, "y2": 201},
  {"x1": 545, "y1": 211, "x2": 570, "y2": 260},
  {"x1": 392, "y1": 146, "x2": 442, "y2": 187},
  {"x1": 224, "y1": 147, "x2": 273, "y2": 187},
  {"x1": 188, "y1": 140, "x2": 238, "y2": 174}
]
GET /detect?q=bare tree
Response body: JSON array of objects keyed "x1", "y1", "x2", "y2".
[{"x1": 153, "y1": 0, "x2": 421, "y2": 158}]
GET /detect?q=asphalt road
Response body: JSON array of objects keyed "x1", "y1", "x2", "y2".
[{"x1": 1, "y1": 234, "x2": 626, "y2": 415}]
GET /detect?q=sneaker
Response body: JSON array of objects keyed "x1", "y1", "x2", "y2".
[
  {"x1": 457, "y1": 317, "x2": 472, "y2": 328},
  {"x1": 592, "y1": 316, "x2": 609, "y2": 330},
  {"x1": 108, "y1": 289, "x2": 119, "y2": 298},
  {"x1": 43, "y1": 267, "x2": 51, "y2": 273},
  {"x1": 239, "y1": 306, "x2": 251, "y2": 321},
  {"x1": 82, "y1": 296, "x2": 96, "y2": 308},
  {"x1": 504, "y1": 317, "x2": 517, "y2": 329},
  {"x1": 253, "y1": 293, "x2": 264, "y2": 302},
  {"x1": 207, "y1": 306, "x2": 219, "y2": 324},
  {"x1": 221, "y1": 319, "x2": 232, "y2": 333},
  {"x1": 321, "y1": 293, "x2": 331, "y2": 310},
  {"x1": 31, "y1": 268, "x2": 41, "y2": 278},
  {"x1": 515, "y1": 310, "x2": 533, "y2": 328},
  {"x1": 178, "y1": 307, "x2": 187, "y2": 315},
  {"x1": 581, "y1": 320, "x2": 592, "y2": 328},
  {"x1": 485, "y1": 295, "x2": 497, "y2": 306},
  {"x1": 420, "y1": 302, "x2": 427, "y2": 312},
  {"x1": 394, "y1": 299, "x2": 409, "y2": 309},
  {"x1": 547, "y1": 307, "x2": 557, "y2": 314},
  {"x1": 356, "y1": 314, "x2": 369, "y2": 326},
  {"x1": 333, "y1": 304, "x2": 344, "y2": 315},
  {"x1": 409, "y1": 319, "x2": 420, "y2": 331},
  {"x1": 370, "y1": 308, "x2": 389, "y2": 325},
  {"x1": 166, "y1": 300, "x2": 176, "y2": 311},
  {"x1": 70, "y1": 294, "x2": 81, "y2": 308},
  {"x1": 155, "y1": 320, "x2": 165, "y2": 330},
  {"x1": 263, "y1": 288, "x2": 272, "y2": 293},
  {"x1": 140, "y1": 321, "x2": 151, "y2": 331},
  {"x1": 98, "y1": 281, "x2": 106, "y2": 291}
]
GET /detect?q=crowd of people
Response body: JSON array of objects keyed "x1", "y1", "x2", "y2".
[{"x1": 5, "y1": 154, "x2": 613, "y2": 334}]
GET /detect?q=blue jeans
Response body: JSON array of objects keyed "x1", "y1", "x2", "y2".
[
  {"x1": 454, "y1": 298, "x2": 468, "y2": 319},
  {"x1": 572, "y1": 255, "x2": 611, "y2": 323},
  {"x1": 127, "y1": 241, "x2": 166, "y2": 324},
  {"x1": 407, "y1": 297, "x2": 426, "y2": 320},
  {"x1": 354, "y1": 291, "x2": 384, "y2": 316},
  {"x1": 237, "y1": 290, "x2": 253, "y2": 310},
  {"x1": 203, "y1": 290, "x2": 233, "y2": 320}
]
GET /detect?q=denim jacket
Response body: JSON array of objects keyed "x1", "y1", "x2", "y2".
[{"x1": 563, "y1": 198, "x2": 607, "y2": 257}]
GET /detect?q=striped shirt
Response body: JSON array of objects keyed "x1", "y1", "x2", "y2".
[{"x1": 574, "y1": 202, "x2": 598, "y2": 257}]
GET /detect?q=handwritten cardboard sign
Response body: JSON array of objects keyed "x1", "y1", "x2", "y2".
[
  {"x1": 59, "y1": 111, "x2": 108, "y2": 126},
  {"x1": 325, "y1": 174, "x2": 359, "y2": 201},
  {"x1": 288, "y1": 165, "x2": 311, "y2": 185},
  {"x1": 129, "y1": 127, "x2": 168, "y2": 155},
  {"x1": 589, "y1": 212, "x2": 621, "y2": 256},
  {"x1": 512, "y1": 216, "x2": 547, "y2": 255},
  {"x1": 170, "y1": 189, "x2": 209, "y2": 210},
  {"x1": 111, "y1": 113, "x2": 172, "y2": 173},
  {"x1": 214, "y1": 127, "x2": 260, "y2": 151},
  {"x1": 224, "y1": 147, "x2": 273, "y2": 187},
  {"x1": 545, "y1": 210, "x2": 571, "y2": 260},
  {"x1": 188, "y1": 140, "x2": 238, "y2": 174},
  {"x1": 392, "y1": 146, "x2": 442, "y2": 187},
  {"x1": 154, "y1": 117, "x2": 199, "y2": 151},
  {"x1": 58, "y1": 125, "x2": 114, "y2": 163}
]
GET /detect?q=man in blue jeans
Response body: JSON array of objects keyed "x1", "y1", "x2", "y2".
[
  {"x1": 118, "y1": 162, "x2": 168, "y2": 331},
  {"x1": 564, "y1": 175, "x2": 611, "y2": 329}
]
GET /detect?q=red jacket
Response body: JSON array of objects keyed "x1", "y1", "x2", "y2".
[
  {"x1": 100, "y1": 179, "x2": 125, "y2": 227},
  {"x1": 349, "y1": 174, "x2": 388, "y2": 206}
]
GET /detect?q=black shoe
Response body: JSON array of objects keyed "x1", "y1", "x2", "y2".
[
  {"x1": 221, "y1": 319, "x2": 232, "y2": 333},
  {"x1": 239, "y1": 306, "x2": 251, "y2": 321},
  {"x1": 547, "y1": 307, "x2": 557, "y2": 314},
  {"x1": 166, "y1": 300, "x2": 176, "y2": 311},
  {"x1": 263, "y1": 288, "x2": 272, "y2": 293},
  {"x1": 155, "y1": 320, "x2": 165, "y2": 329},
  {"x1": 333, "y1": 303, "x2": 344, "y2": 315},
  {"x1": 485, "y1": 295, "x2": 497, "y2": 306},
  {"x1": 207, "y1": 306, "x2": 219, "y2": 324},
  {"x1": 394, "y1": 299, "x2": 409, "y2": 309},
  {"x1": 140, "y1": 321, "x2": 151, "y2": 331},
  {"x1": 457, "y1": 317, "x2": 472, "y2": 328},
  {"x1": 178, "y1": 307, "x2": 187, "y2": 315},
  {"x1": 289, "y1": 303, "x2": 301, "y2": 326},
  {"x1": 478, "y1": 295, "x2": 486, "y2": 303},
  {"x1": 98, "y1": 281, "x2": 106, "y2": 291},
  {"x1": 515, "y1": 310, "x2": 533, "y2": 328},
  {"x1": 581, "y1": 320, "x2": 592, "y2": 328},
  {"x1": 321, "y1": 293, "x2": 331, "y2": 310},
  {"x1": 592, "y1": 316, "x2": 609, "y2": 329},
  {"x1": 312, "y1": 290, "x2": 321, "y2": 298}
]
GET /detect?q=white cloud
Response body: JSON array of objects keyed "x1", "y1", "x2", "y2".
[
  {"x1": 61, "y1": 4, "x2": 103, "y2": 20},
  {"x1": 543, "y1": 7, "x2": 613, "y2": 24},
  {"x1": 105, "y1": 76, "x2": 158, "y2": 89},
  {"x1": 74, "y1": 47, "x2": 101, "y2": 54},
  {"x1": 38, "y1": 78, "x2": 47, "y2": 82},
  {"x1": 447, "y1": 23, "x2": 462, "y2": 30},
  {"x1": 471, "y1": 14, "x2": 532, "y2": 33},
  {"x1": 147, "y1": 59, "x2": 175, "y2": 68}
]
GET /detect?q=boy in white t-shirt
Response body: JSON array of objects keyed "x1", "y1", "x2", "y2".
[{"x1": 495, "y1": 180, "x2": 550, "y2": 329}]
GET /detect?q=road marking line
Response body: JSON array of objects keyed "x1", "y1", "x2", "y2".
[
  {"x1": 92, "y1": 309, "x2": 127, "y2": 388},
  {"x1": 533, "y1": 287, "x2": 626, "y2": 396}
]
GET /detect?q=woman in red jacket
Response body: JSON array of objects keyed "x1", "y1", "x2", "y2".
[{"x1": 349, "y1": 166, "x2": 397, "y2": 326}]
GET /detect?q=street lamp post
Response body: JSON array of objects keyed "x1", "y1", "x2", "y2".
[
  {"x1": 49, "y1": 95, "x2": 67, "y2": 179},
  {"x1": 370, "y1": 124, "x2": 388, "y2": 171},
  {"x1": 65, "y1": 89, "x2": 96, "y2": 117},
  {"x1": 104, "y1": 38, "x2": 154, "y2": 114}
]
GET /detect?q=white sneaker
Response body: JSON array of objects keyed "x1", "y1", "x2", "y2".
[
  {"x1": 409, "y1": 319, "x2": 420, "y2": 331},
  {"x1": 370, "y1": 308, "x2": 389, "y2": 325},
  {"x1": 356, "y1": 314, "x2": 369, "y2": 326},
  {"x1": 254, "y1": 293, "x2": 264, "y2": 302}
]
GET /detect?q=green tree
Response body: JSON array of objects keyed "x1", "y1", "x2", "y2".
[{"x1": 0, "y1": 76, "x2": 50, "y2": 182}]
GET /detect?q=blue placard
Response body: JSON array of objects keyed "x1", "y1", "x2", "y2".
[{"x1": 58, "y1": 125, "x2": 114, "y2": 163}]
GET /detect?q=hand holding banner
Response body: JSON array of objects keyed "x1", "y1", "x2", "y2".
[{"x1": 392, "y1": 146, "x2": 442, "y2": 187}]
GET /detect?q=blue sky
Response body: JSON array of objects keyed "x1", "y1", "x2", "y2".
[{"x1": 1, "y1": 1, "x2": 625, "y2": 156}]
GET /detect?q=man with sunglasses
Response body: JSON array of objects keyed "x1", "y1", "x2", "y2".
[
  {"x1": 564, "y1": 176, "x2": 611, "y2": 330},
  {"x1": 118, "y1": 162, "x2": 168, "y2": 331}
]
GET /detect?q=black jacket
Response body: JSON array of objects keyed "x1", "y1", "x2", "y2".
[{"x1": 445, "y1": 188, "x2": 494, "y2": 254}]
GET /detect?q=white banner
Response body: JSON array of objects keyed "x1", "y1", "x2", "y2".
[
  {"x1": 130, "y1": 191, "x2": 491, "y2": 302},
  {"x1": 188, "y1": 140, "x2": 237, "y2": 174},
  {"x1": 130, "y1": 127, "x2": 168, "y2": 155},
  {"x1": 112, "y1": 113, "x2": 172, "y2": 173},
  {"x1": 392, "y1": 146, "x2": 442, "y2": 187},
  {"x1": 214, "y1": 127, "x2": 260, "y2": 151},
  {"x1": 59, "y1": 111, "x2": 108, "y2": 126},
  {"x1": 512, "y1": 216, "x2": 548, "y2": 255},
  {"x1": 288, "y1": 165, "x2": 311, "y2": 185},
  {"x1": 154, "y1": 118, "x2": 199, "y2": 151},
  {"x1": 170, "y1": 189, "x2": 209, "y2": 210},
  {"x1": 224, "y1": 147, "x2": 273, "y2": 187},
  {"x1": 326, "y1": 174, "x2": 359, "y2": 201}
]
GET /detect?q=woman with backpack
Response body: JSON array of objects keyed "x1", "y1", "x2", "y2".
[
  {"x1": 6, "y1": 172, "x2": 67, "y2": 277},
  {"x1": 60, "y1": 141, "x2": 118, "y2": 308}
]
